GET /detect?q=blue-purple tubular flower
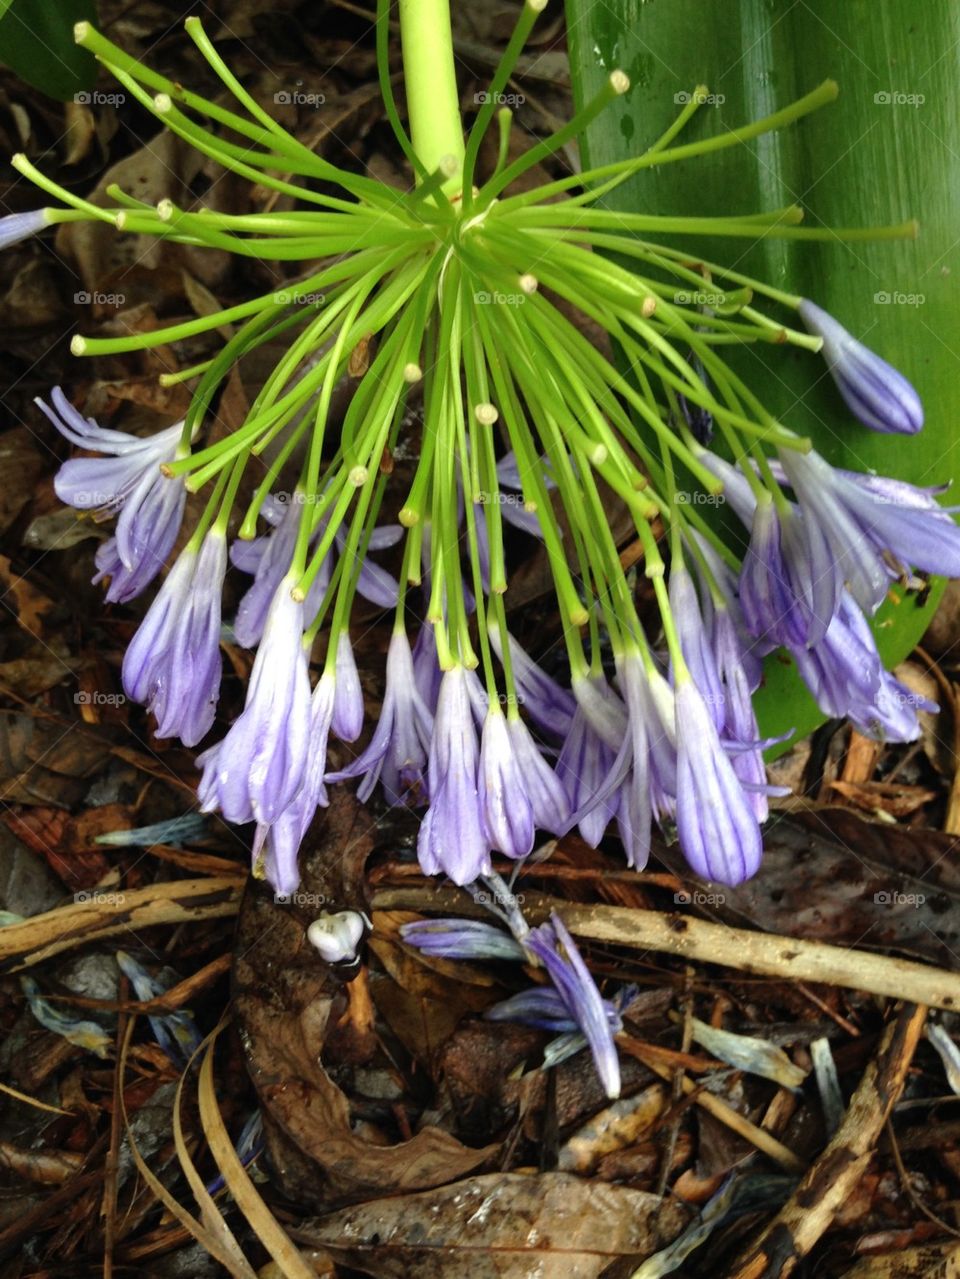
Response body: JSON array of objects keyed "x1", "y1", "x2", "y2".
[
  {"x1": 486, "y1": 985, "x2": 622, "y2": 1036},
  {"x1": 0, "y1": 208, "x2": 49, "y2": 248},
  {"x1": 799, "y1": 298, "x2": 923, "y2": 435},
  {"x1": 39, "y1": 388, "x2": 186, "y2": 601},
  {"x1": 331, "y1": 632, "x2": 363, "y2": 742},
  {"x1": 122, "y1": 531, "x2": 226, "y2": 746},
  {"x1": 789, "y1": 591, "x2": 935, "y2": 740},
  {"x1": 400, "y1": 917, "x2": 527, "y2": 961},
  {"x1": 327, "y1": 628, "x2": 433, "y2": 804},
  {"x1": 488, "y1": 627, "x2": 576, "y2": 740},
  {"x1": 256, "y1": 673, "x2": 336, "y2": 895},
  {"x1": 780, "y1": 448, "x2": 960, "y2": 586},
  {"x1": 479, "y1": 708, "x2": 535, "y2": 859},
  {"x1": 674, "y1": 678, "x2": 763, "y2": 885},
  {"x1": 507, "y1": 716, "x2": 571, "y2": 834},
  {"x1": 197, "y1": 573, "x2": 311, "y2": 825},
  {"x1": 524, "y1": 912, "x2": 620, "y2": 1098},
  {"x1": 418, "y1": 666, "x2": 491, "y2": 884}
]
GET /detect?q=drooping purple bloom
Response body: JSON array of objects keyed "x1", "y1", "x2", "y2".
[
  {"x1": 674, "y1": 678, "x2": 763, "y2": 885},
  {"x1": 669, "y1": 565, "x2": 724, "y2": 728},
  {"x1": 487, "y1": 627, "x2": 576, "y2": 740},
  {"x1": 486, "y1": 985, "x2": 622, "y2": 1036},
  {"x1": 331, "y1": 631, "x2": 363, "y2": 742},
  {"x1": 789, "y1": 591, "x2": 936, "y2": 741},
  {"x1": 327, "y1": 628, "x2": 433, "y2": 805},
  {"x1": 479, "y1": 709, "x2": 535, "y2": 859},
  {"x1": 412, "y1": 623, "x2": 443, "y2": 713},
  {"x1": 524, "y1": 912, "x2": 620, "y2": 1098},
  {"x1": 197, "y1": 573, "x2": 311, "y2": 825},
  {"x1": 39, "y1": 388, "x2": 186, "y2": 600},
  {"x1": 255, "y1": 672, "x2": 336, "y2": 895},
  {"x1": 799, "y1": 298, "x2": 923, "y2": 435},
  {"x1": 400, "y1": 917, "x2": 527, "y2": 962},
  {"x1": 418, "y1": 666, "x2": 491, "y2": 884},
  {"x1": 506, "y1": 716, "x2": 571, "y2": 834},
  {"x1": 556, "y1": 700, "x2": 619, "y2": 847},
  {"x1": 0, "y1": 208, "x2": 49, "y2": 248},
  {"x1": 122, "y1": 532, "x2": 226, "y2": 746},
  {"x1": 780, "y1": 448, "x2": 960, "y2": 587}
]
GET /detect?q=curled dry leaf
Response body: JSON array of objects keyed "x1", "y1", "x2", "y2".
[
  {"x1": 294, "y1": 1171, "x2": 689, "y2": 1279},
  {"x1": 233, "y1": 789, "x2": 499, "y2": 1205}
]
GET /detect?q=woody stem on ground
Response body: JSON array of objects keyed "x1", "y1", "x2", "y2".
[{"x1": 398, "y1": 0, "x2": 465, "y2": 187}]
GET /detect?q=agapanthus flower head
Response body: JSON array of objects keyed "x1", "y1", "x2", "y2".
[
  {"x1": 524, "y1": 912, "x2": 621, "y2": 1099},
  {"x1": 799, "y1": 298, "x2": 923, "y2": 435},
  {"x1": 122, "y1": 531, "x2": 226, "y2": 746},
  {"x1": 198, "y1": 573, "x2": 311, "y2": 825},
  {"x1": 39, "y1": 388, "x2": 186, "y2": 600}
]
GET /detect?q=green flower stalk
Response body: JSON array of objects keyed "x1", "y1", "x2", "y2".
[{"x1": 14, "y1": 1, "x2": 955, "y2": 903}]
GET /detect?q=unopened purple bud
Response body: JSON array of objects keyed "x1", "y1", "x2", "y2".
[
  {"x1": 799, "y1": 298, "x2": 923, "y2": 435},
  {"x1": 479, "y1": 709, "x2": 535, "y2": 859},
  {"x1": 331, "y1": 632, "x2": 363, "y2": 742}
]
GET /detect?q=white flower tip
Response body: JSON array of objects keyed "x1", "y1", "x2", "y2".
[
  {"x1": 73, "y1": 20, "x2": 92, "y2": 44},
  {"x1": 115, "y1": 210, "x2": 128, "y2": 230},
  {"x1": 641, "y1": 295, "x2": 657, "y2": 317},
  {"x1": 348, "y1": 464, "x2": 368, "y2": 487},
  {"x1": 528, "y1": 0, "x2": 549, "y2": 12},
  {"x1": 156, "y1": 198, "x2": 174, "y2": 221},
  {"x1": 610, "y1": 70, "x2": 630, "y2": 95},
  {"x1": 590, "y1": 443, "x2": 608, "y2": 467},
  {"x1": 307, "y1": 910, "x2": 368, "y2": 964},
  {"x1": 10, "y1": 153, "x2": 27, "y2": 174},
  {"x1": 439, "y1": 153, "x2": 460, "y2": 178},
  {"x1": 403, "y1": 361, "x2": 422, "y2": 383},
  {"x1": 70, "y1": 334, "x2": 87, "y2": 356},
  {"x1": 475, "y1": 402, "x2": 499, "y2": 426},
  {"x1": 184, "y1": 15, "x2": 201, "y2": 31},
  {"x1": 154, "y1": 93, "x2": 173, "y2": 114},
  {"x1": 518, "y1": 273, "x2": 538, "y2": 295}
]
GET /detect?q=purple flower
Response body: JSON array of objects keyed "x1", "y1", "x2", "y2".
[
  {"x1": 0, "y1": 208, "x2": 49, "y2": 248},
  {"x1": 524, "y1": 912, "x2": 620, "y2": 1098},
  {"x1": 327, "y1": 629, "x2": 433, "y2": 805},
  {"x1": 331, "y1": 632, "x2": 363, "y2": 742},
  {"x1": 486, "y1": 985, "x2": 622, "y2": 1036},
  {"x1": 487, "y1": 627, "x2": 576, "y2": 740},
  {"x1": 669, "y1": 565, "x2": 724, "y2": 727},
  {"x1": 412, "y1": 623, "x2": 443, "y2": 713},
  {"x1": 418, "y1": 666, "x2": 491, "y2": 885},
  {"x1": 479, "y1": 709, "x2": 535, "y2": 859},
  {"x1": 400, "y1": 918, "x2": 527, "y2": 961},
  {"x1": 556, "y1": 700, "x2": 619, "y2": 847},
  {"x1": 197, "y1": 574, "x2": 311, "y2": 825},
  {"x1": 780, "y1": 448, "x2": 960, "y2": 588},
  {"x1": 799, "y1": 298, "x2": 923, "y2": 435},
  {"x1": 254, "y1": 673, "x2": 336, "y2": 894},
  {"x1": 122, "y1": 532, "x2": 226, "y2": 746},
  {"x1": 789, "y1": 591, "x2": 935, "y2": 741},
  {"x1": 674, "y1": 678, "x2": 763, "y2": 885},
  {"x1": 39, "y1": 388, "x2": 186, "y2": 600},
  {"x1": 506, "y1": 716, "x2": 570, "y2": 834}
]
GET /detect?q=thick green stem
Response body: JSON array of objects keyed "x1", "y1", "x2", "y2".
[{"x1": 398, "y1": 0, "x2": 464, "y2": 185}]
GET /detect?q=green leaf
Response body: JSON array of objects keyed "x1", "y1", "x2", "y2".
[
  {"x1": 0, "y1": 0, "x2": 96, "y2": 101},
  {"x1": 566, "y1": 0, "x2": 958, "y2": 752}
]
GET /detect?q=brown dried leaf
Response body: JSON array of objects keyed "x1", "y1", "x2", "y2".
[{"x1": 296, "y1": 1171, "x2": 689, "y2": 1279}]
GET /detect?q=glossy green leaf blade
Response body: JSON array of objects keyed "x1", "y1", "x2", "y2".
[
  {"x1": 0, "y1": 0, "x2": 96, "y2": 101},
  {"x1": 566, "y1": 0, "x2": 958, "y2": 750}
]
